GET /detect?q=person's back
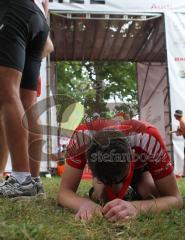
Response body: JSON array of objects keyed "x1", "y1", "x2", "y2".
[{"x1": 66, "y1": 118, "x2": 171, "y2": 180}]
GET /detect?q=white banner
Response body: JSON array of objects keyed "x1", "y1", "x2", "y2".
[
  {"x1": 165, "y1": 12, "x2": 185, "y2": 176},
  {"x1": 49, "y1": 0, "x2": 185, "y2": 13},
  {"x1": 140, "y1": 91, "x2": 166, "y2": 141}
]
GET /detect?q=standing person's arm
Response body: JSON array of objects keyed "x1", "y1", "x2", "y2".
[
  {"x1": 179, "y1": 120, "x2": 185, "y2": 136},
  {"x1": 39, "y1": 0, "x2": 54, "y2": 58},
  {"x1": 57, "y1": 163, "x2": 102, "y2": 220},
  {"x1": 42, "y1": 0, "x2": 49, "y2": 17}
]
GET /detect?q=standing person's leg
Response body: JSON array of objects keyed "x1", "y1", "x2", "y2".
[
  {"x1": 20, "y1": 89, "x2": 43, "y2": 178},
  {"x1": 18, "y1": 8, "x2": 50, "y2": 195},
  {"x1": 0, "y1": 0, "x2": 34, "y2": 178},
  {"x1": 0, "y1": 113, "x2": 9, "y2": 178},
  {"x1": 0, "y1": 67, "x2": 30, "y2": 172},
  {"x1": 0, "y1": 0, "x2": 48, "y2": 198},
  {"x1": 20, "y1": 88, "x2": 45, "y2": 197},
  {"x1": 0, "y1": 68, "x2": 35, "y2": 199},
  {"x1": 19, "y1": 5, "x2": 52, "y2": 178},
  {"x1": 20, "y1": 34, "x2": 54, "y2": 178}
]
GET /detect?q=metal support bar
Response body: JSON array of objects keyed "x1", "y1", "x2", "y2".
[{"x1": 50, "y1": 11, "x2": 162, "y2": 21}]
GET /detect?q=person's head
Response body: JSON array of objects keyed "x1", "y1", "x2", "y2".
[
  {"x1": 86, "y1": 129, "x2": 132, "y2": 185},
  {"x1": 62, "y1": 144, "x2": 67, "y2": 151},
  {"x1": 174, "y1": 110, "x2": 183, "y2": 120},
  {"x1": 92, "y1": 112, "x2": 100, "y2": 120},
  {"x1": 114, "y1": 112, "x2": 130, "y2": 121}
]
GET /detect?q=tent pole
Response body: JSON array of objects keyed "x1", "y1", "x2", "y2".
[
  {"x1": 136, "y1": 63, "x2": 140, "y2": 119},
  {"x1": 46, "y1": 12, "x2": 52, "y2": 173},
  {"x1": 163, "y1": 13, "x2": 173, "y2": 164}
]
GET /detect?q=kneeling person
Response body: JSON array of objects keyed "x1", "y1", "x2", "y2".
[{"x1": 58, "y1": 119, "x2": 182, "y2": 221}]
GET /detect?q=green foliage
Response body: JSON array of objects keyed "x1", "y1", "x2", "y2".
[{"x1": 56, "y1": 61, "x2": 138, "y2": 120}]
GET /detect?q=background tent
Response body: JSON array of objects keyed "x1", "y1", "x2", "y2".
[{"x1": 5, "y1": 0, "x2": 185, "y2": 175}]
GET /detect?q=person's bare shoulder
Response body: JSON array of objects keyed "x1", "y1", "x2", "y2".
[{"x1": 180, "y1": 117, "x2": 185, "y2": 135}]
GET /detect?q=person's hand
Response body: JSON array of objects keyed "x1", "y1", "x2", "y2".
[
  {"x1": 75, "y1": 201, "x2": 102, "y2": 221},
  {"x1": 102, "y1": 199, "x2": 138, "y2": 222}
]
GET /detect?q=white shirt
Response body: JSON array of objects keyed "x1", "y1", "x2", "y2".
[{"x1": 34, "y1": 0, "x2": 46, "y2": 16}]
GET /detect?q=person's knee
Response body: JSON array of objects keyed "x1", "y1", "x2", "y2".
[
  {"x1": 21, "y1": 97, "x2": 34, "y2": 111},
  {"x1": 92, "y1": 178, "x2": 106, "y2": 201},
  {"x1": 0, "y1": 68, "x2": 21, "y2": 106},
  {"x1": 0, "y1": 90, "x2": 19, "y2": 107},
  {"x1": 0, "y1": 80, "x2": 20, "y2": 105},
  {"x1": 20, "y1": 88, "x2": 37, "y2": 109},
  {"x1": 137, "y1": 172, "x2": 159, "y2": 199}
]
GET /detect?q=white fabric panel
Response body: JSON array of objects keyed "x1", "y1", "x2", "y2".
[
  {"x1": 165, "y1": 12, "x2": 185, "y2": 176},
  {"x1": 49, "y1": 0, "x2": 185, "y2": 13},
  {"x1": 140, "y1": 91, "x2": 166, "y2": 141},
  {"x1": 38, "y1": 59, "x2": 58, "y2": 172},
  {"x1": 38, "y1": 59, "x2": 49, "y2": 172},
  {"x1": 137, "y1": 62, "x2": 168, "y2": 145}
]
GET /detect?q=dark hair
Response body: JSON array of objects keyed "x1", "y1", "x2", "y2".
[
  {"x1": 86, "y1": 129, "x2": 132, "y2": 185},
  {"x1": 174, "y1": 109, "x2": 183, "y2": 117}
]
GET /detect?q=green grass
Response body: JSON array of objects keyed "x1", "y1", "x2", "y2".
[{"x1": 0, "y1": 178, "x2": 185, "y2": 240}]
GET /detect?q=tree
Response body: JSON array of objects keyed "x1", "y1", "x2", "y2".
[{"x1": 56, "y1": 61, "x2": 137, "y2": 121}]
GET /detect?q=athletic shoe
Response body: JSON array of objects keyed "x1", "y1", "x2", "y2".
[
  {"x1": 0, "y1": 175, "x2": 37, "y2": 199},
  {"x1": 33, "y1": 177, "x2": 46, "y2": 199}
]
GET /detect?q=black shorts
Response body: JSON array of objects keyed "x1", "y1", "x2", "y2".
[{"x1": 0, "y1": 0, "x2": 49, "y2": 91}]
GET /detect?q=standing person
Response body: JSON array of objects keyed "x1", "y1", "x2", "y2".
[
  {"x1": 57, "y1": 119, "x2": 182, "y2": 221},
  {"x1": 20, "y1": 0, "x2": 53, "y2": 195},
  {"x1": 0, "y1": 0, "x2": 49, "y2": 198},
  {"x1": 174, "y1": 109, "x2": 185, "y2": 177},
  {"x1": 0, "y1": 0, "x2": 53, "y2": 193}
]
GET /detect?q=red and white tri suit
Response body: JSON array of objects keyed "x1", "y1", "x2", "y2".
[{"x1": 66, "y1": 119, "x2": 173, "y2": 181}]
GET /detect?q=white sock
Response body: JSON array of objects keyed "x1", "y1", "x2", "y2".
[
  {"x1": 11, "y1": 171, "x2": 31, "y2": 184},
  {"x1": 32, "y1": 176, "x2": 40, "y2": 179}
]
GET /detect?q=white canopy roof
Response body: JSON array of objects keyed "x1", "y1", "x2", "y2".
[{"x1": 49, "y1": 0, "x2": 185, "y2": 13}]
